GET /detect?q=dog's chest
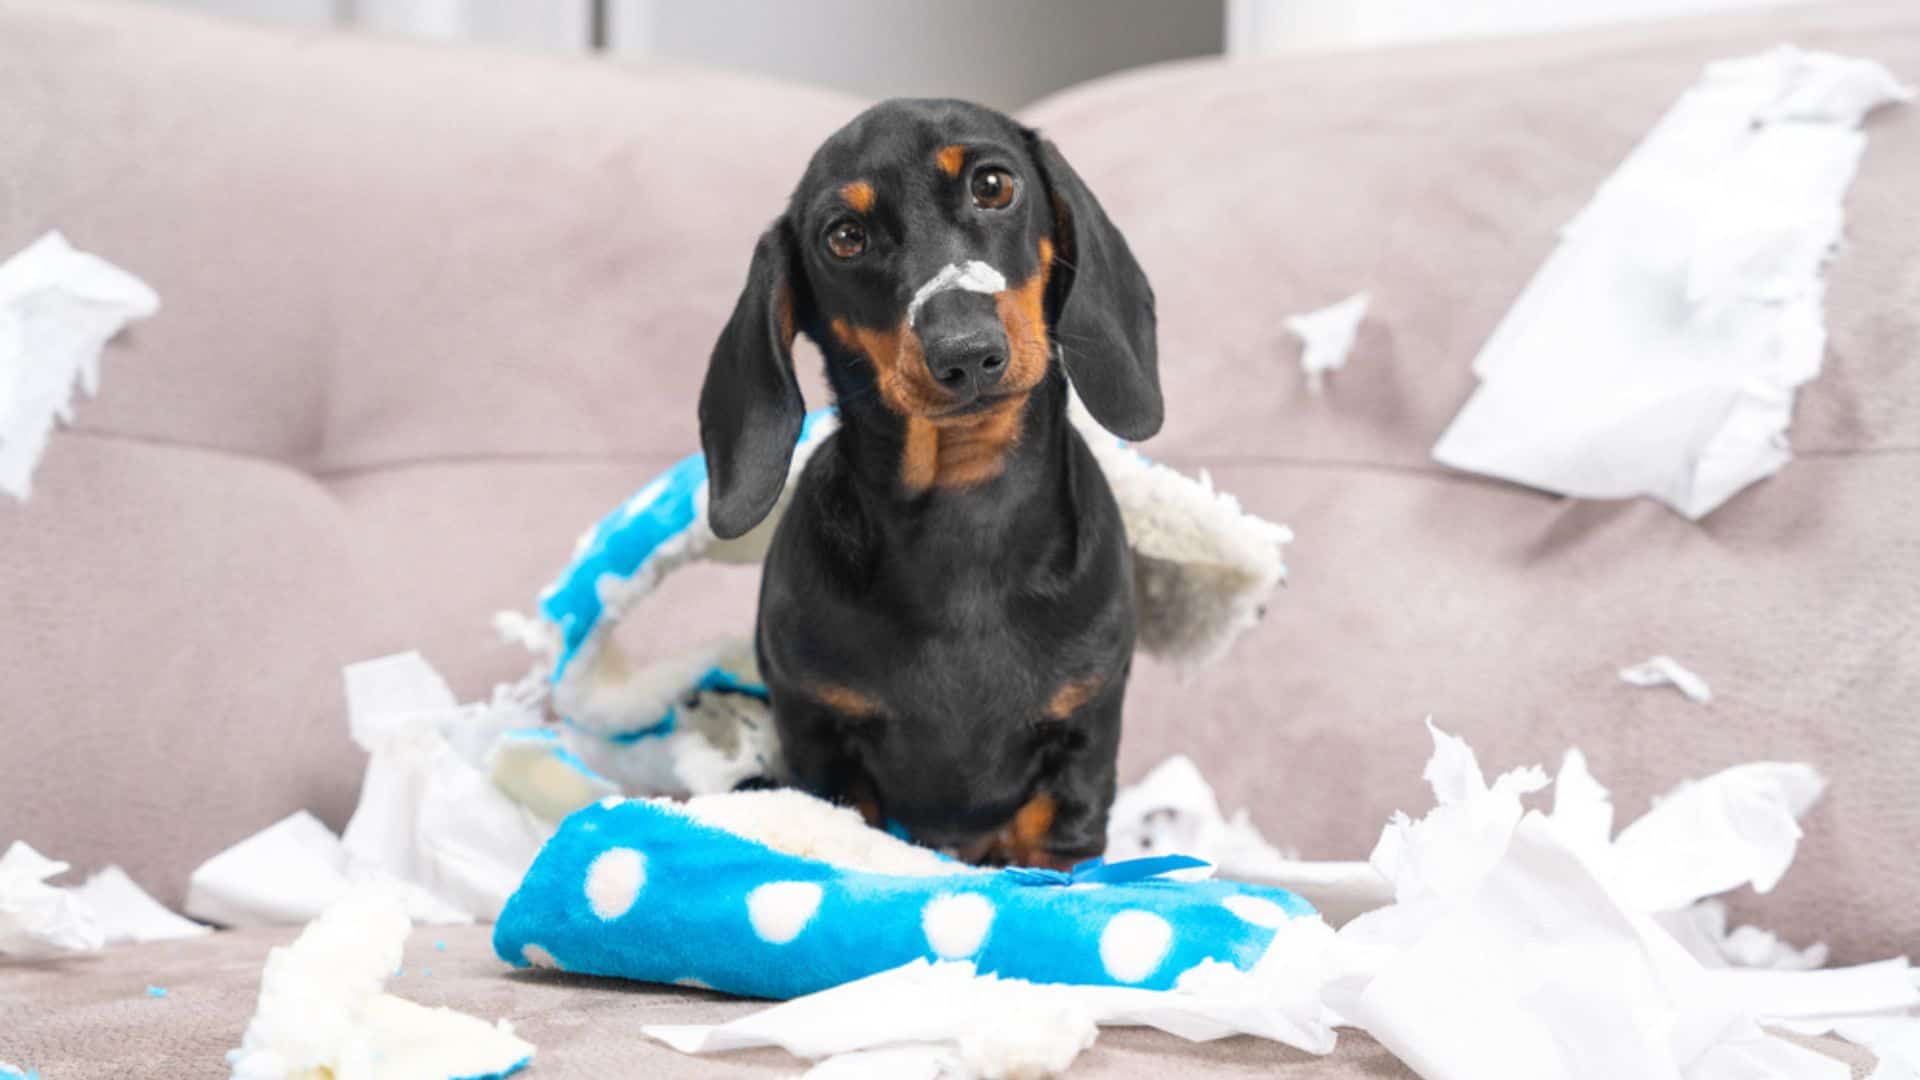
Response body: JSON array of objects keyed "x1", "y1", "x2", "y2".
[{"x1": 761, "y1": 505, "x2": 1130, "y2": 722}]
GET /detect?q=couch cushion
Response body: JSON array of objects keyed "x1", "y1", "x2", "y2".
[
  {"x1": 0, "y1": 0, "x2": 847, "y2": 909},
  {"x1": 5, "y1": 926, "x2": 1885, "y2": 1079},
  {"x1": 0, "y1": 925, "x2": 1422, "y2": 1079},
  {"x1": 1022, "y1": 4, "x2": 1920, "y2": 964},
  {"x1": 2, "y1": 0, "x2": 1917, "y2": 979},
  {"x1": 0, "y1": 0, "x2": 858, "y2": 470},
  {"x1": 1019, "y1": 2, "x2": 1920, "y2": 466}
]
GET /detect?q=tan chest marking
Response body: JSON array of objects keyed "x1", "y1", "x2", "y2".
[
  {"x1": 811, "y1": 683, "x2": 880, "y2": 719},
  {"x1": 1044, "y1": 674, "x2": 1105, "y2": 720}
]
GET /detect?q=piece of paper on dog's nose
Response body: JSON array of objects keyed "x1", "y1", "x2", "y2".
[
  {"x1": 1431, "y1": 47, "x2": 1912, "y2": 520},
  {"x1": 906, "y1": 261, "x2": 1007, "y2": 327},
  {"x1": 1285, "y1": 291, "x2": 1369, "y2": 395},
  {"x1": 0, "y1": 231, "x2": 159, "y2": 500}
]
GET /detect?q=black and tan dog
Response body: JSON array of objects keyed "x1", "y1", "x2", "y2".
[{"x1": 699, "y1": 98, "x2": 1158, "y2": 869}]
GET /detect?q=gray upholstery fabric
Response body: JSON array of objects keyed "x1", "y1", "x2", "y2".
[
  {"x1": 2, "y1": 927, "x2": 1877, "y2": 1078},
  {"x1": 0, "y1": 926, "x2": 1421, "y2": 1079},
  {"x1": 0, "y1": 1, "x2": 1914, "y2": 1075}
]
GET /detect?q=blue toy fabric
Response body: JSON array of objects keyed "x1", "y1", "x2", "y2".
[
  {"x1": 539, "y1": 407, "x2": 838, "y2": 702},
  {"x1": 494, "y1": 795, "x2": 1316, "y2": 1000}
]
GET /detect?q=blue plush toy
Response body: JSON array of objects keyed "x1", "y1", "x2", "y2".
[
  {"x1": 501, "y1": 399, "x2": 1291, "y2": 799},
  {"x1": 494, "y1": 789, "x2": 1314, "y2": 999},
  {"x1": 484, "y1": 397, "x2": 1304, "y2": 1000}
]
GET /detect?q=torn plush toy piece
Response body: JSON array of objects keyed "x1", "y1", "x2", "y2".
[
  {"x1": 1432, "y1": 46, "x2": 1912, "y2": 519},
  {"x1": 504, "y1": 396, "x2": 1288, "y2": 804},
  {"x1": 650, "y1": 724, "x2": 1914, "y2": 1077},
  {"x1": 226, "y1": 887, "x2": 532, "y2": 1080},
  {"x1": 0, "y1": 231, "x2": 159, "y2": 500},
  {"x1": 494, "y1": 788, "x2": 1317, "y2": 1000}
]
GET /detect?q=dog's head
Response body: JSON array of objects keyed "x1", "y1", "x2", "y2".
[{"x1": 698, "y1": 98, "x2": 1159, "y2": 538}]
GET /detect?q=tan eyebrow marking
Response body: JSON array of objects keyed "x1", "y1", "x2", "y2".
[
  {"x1": 935, "y1": 144, "x2": 967, "y2": 179},
  {"x1": 840, "y1": 180, "x2": 876, "y2": 213}
]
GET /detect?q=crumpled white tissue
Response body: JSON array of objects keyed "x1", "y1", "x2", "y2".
[
  {"x1": 226, "y1": 886, "x2": 533, "y2": 1080},
  {"x1": 67, "y1": 865, "x2": 210, "y2": 946},
  {"x1": 0, "y1": 843, "x2": 205, "y2": 958},
  {"x1": 187, "y1": 653, "x2": 554, "y2": 927},
  {"x1": 1432, "y1": 46, "x2": 1912, "y2": 519},
  {"x1": 1105, "y1": 755, "x2": 1391, "y2": 925},
  {"x1": 1620, "y1": 655, "x2": 1713, "y2": 703},
  {"x1": 1606, "y1": 761, "x2": 1825, "y2": 912},
  {"x1": 651, "y1": 722, "x2": 1916, "y2": 1078},
  {"x1": 1286, "y1": 291, "x2": 1370, "y2": 394},
  {"x1": 0, "y1": 841, "x2": 105, "y2": 957},
  {"x1": 647, "y1": 932, "x2": 1343, "y2": 1077},
  {"x1": 1659, "y1": 899, "x2": 1829, "y2": 971},
  {"x1": 1331, "y1": 723, "x2": 1908, "y2": 1080},
  {"x1": 0, "y1": 231, "x2": 159, "y2": 500}
]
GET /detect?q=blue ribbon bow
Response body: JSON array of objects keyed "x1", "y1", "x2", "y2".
[{"x1": 1004, "y1": 853, "x2": 1211, "y2": 887}]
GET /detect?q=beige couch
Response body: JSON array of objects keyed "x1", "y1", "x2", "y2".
[{"x1": 2, "y1": 1, "x2": 1914, "y2": 1075}]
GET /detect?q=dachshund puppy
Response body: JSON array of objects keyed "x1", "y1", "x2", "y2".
[{"x1": 698, "y1": 98, "x2": 1159, "y2": 868}]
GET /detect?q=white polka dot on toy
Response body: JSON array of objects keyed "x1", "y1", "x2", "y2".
[
  {"x1": 747, "y1": 881, "x2": 823, "y2": 944},
  {"x1": 584, "y1": 847, "x2": 646, "y2": 920},
  {"x1": 922, "y1": 893, "x2": 996, "y2": 959},
  {"x1": 521, "y1": 943, "x2": 561, "y2": 969},
  {"x1": 1099, "y1": 910, "x2": 1172, "y2": 983},
  {"x1": 1222, "y1": 895, "x2": 1291, "y2": 928}
]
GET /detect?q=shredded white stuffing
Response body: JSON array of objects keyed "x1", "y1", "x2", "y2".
[{"x1": 226, "y1": 887, "x2": 533, "y2": 1080}]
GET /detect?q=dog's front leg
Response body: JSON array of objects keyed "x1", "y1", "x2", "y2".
[
  {"x1": 991, "y1": 690, "x2": 1123, "y2": 870},
  {"x1": 769, "y1": 695, "x2": 886, "y2": 827}
]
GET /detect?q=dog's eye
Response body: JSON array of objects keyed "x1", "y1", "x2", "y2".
[
  {"x1": 825, "y1": 219, "x2": 867, "y2": 260},
  {"x1": 970, "y1": 166, "x2": 1016, "y2": 210}
]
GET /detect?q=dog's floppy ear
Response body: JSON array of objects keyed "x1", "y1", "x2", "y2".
[
  {"x1": 1026, "y1": 133, "x2": 1162, "y2": 441},
  {"x1": 699, "y1": 220, "x2": 806, "y2": 539}
]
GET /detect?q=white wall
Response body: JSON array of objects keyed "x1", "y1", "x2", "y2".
[
  {"x1": 607, "y1": 0, "x2": 1221, "y2": 111},
  {"x1": 1227, "y1": 0, "x2": 1815, "y2": 55},
  {"x1": 142, "y1": 0, "x2": 1225, "y2": 111}
]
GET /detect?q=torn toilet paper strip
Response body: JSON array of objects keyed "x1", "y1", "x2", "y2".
[
  {"x1": 67, "y1": 866, "x2": 210, "y2": 946},
  {"x1": 0, "y1": 843, "x2": 205, "y2": 957},
  {"x1": 1432, "y1": 46, "x2": 1913, "y2": 519},
  {"x1": 1285, "y1": 291, "x2": 1370, "y2": 395},
  {"x1": 188, "y1": 653, "x2": 555, "y2": 927},
  {"x1": 1619, "y1": 655, "x2": 1713, "y2": 703},
  {"x1": 1105, "y1": 754, "x2": 1392, "y2": 926},
  {"x1": 0, "y1": 231, "x2": 159, "y2": 500},
  {"x1": 646, "y1": 922, "x2": 1343, "y2": 1070},
  {"x1": 0, "y1": 841, "x2": 105, "y2": 957},
  {"x1": 1332, "y1": 723, "x2": 1908, "y2": 1080}
]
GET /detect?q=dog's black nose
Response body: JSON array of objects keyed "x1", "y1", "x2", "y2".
[{"x1": 923, "y1": 331, "x2": 1007, "y2": 397}]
